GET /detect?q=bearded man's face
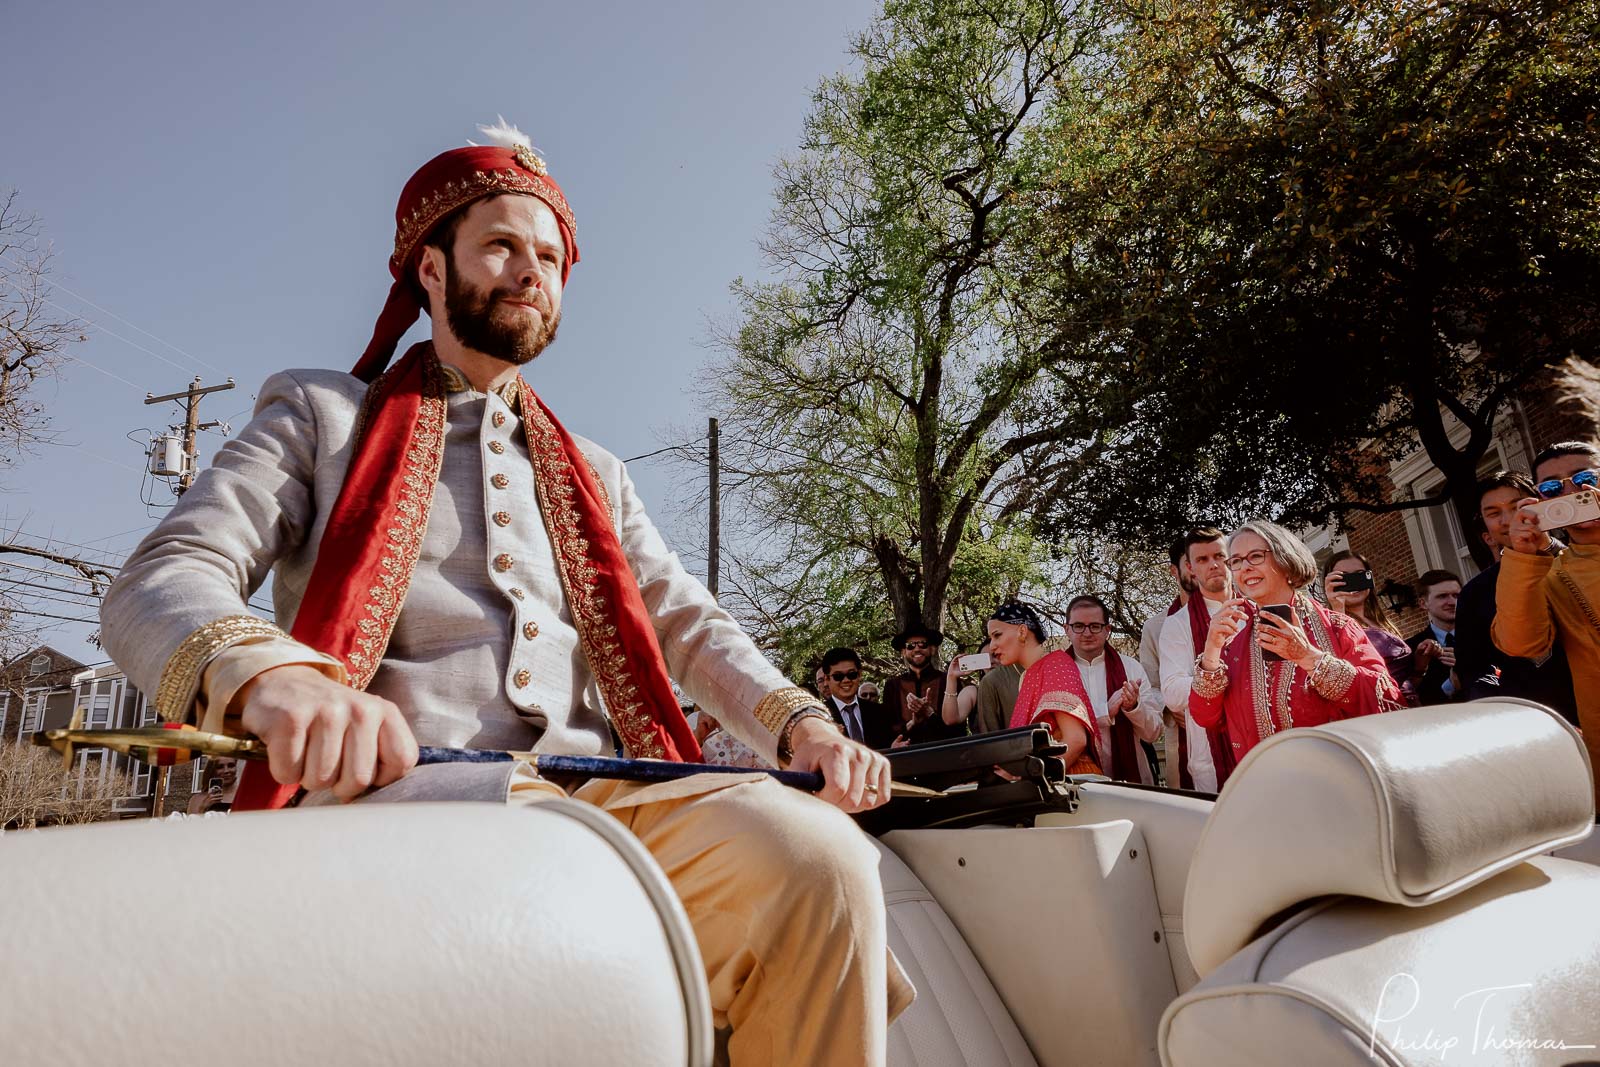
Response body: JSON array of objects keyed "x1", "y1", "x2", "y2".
[
  {"x1": 427, "y1": 194, "x2": 567, "y2": 366},
  {"x1": 444, "y1": 254, "x2": 561, "y2": 366}
]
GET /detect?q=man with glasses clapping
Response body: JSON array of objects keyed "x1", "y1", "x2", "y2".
[{"x1": 1061, "y1": 595, "x2": 1164, "y2": 784}]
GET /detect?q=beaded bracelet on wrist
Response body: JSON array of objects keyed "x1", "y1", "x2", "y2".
[{"x1": 777, "y1": 707, "x2": 837, "y2": 763}]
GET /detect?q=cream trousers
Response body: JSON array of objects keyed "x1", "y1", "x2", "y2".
[{"x1": 310, "y1": 763, "x2": 915, "y2": 1066}]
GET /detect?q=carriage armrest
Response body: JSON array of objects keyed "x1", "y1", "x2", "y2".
[{"x1": 0, "y1": 802, "x2": 712, "y2": 1067}]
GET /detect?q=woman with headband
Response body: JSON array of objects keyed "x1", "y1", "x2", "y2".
[{"x1": 987, "y1": 601, "x2": 1103, "y2": 775}]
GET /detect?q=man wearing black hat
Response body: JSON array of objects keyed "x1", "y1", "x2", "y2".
[{"x1": 884, "y1": 624, "x2": 967, "y2": 746}]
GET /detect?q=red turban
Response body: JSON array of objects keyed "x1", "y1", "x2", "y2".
[{"x1": 352, "y1": 139, "x2": 579, "y2": 383}]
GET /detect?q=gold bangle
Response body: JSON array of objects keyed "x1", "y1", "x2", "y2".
[{"x1": 1308, "y1": 653, "x2": 1357, "y2": 701}]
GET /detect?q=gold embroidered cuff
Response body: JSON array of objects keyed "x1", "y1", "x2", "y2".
[
  {"x1": 154, "y1": 615, "x2": 289, "y2": 723},
  {"x1": 1191, "y1": 656, "x2": 1229, "y2": 699},
  {"x1": 1309, "y1": 653, "x2": 1357, "y2": 701},
  {"x1": 753, "y1": 687, "x2": 826, "y2": 736}
]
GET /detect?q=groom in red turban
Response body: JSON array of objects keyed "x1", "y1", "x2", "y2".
[{"x1": 101, "y1": 121, "x2": 912, "y2": 1064}]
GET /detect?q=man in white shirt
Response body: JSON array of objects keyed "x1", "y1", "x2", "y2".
[
  {"x1": 1158, "y1": 529, "x2": 1230, "y2": 792},
  {"x1": 1408, "y1": 569, "x2": 1462, "y2": 705},
  {"x1": 1140, "y1": 536, "x2": 1192, "y2": 787},
  {"x1": 1065, "y1": 595, "x2": 1164, "y2": 783}
]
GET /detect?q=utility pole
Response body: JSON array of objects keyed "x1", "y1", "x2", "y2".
[
  {"x1": 708, "y1": 417, "x2": 720, "y2": 599},
  {"x1": 145, "y1": 376, "x2": 234, "y2": 495}
]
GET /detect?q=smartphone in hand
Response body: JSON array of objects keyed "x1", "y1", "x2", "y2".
[
  {"x1": 1258, "y1": 603, "x2": 1294, "y2": 663},
  {"x1": 954, "y1": 652, "x2": 992, "y2": 673},
  {"x1": 1527, "y1": 490, "x2": 1600, "y2": 531},
  {"x1": 1334, "y1": 569, "x2": 1374, "y2": 593}
]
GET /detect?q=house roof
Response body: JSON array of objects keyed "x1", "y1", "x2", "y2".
[{"x1": 0, "y1": 645, "x2": 88, "y2": 675}]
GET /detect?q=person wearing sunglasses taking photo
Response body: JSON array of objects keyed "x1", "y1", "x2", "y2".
[
  {"x1": 1188, "y1": 520, "x2": 1401, "y2": 782},
  {"x1": 1493, "y1": 440, "x2": 1600, "y2": 808}
]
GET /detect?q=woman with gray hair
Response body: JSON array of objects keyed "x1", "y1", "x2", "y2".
[{"x1": 1188, "y1": 519, "x2": 1401, "y2": 785}]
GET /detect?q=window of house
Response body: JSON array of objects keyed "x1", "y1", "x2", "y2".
[
  {"x1": 18, "y1": 689, "x2": 49, "y2": 738},
  {"x1": 1403, "y1": 436, "x2": 1527, "y2": 582},
  {"x1": 28, "y1": 654, "x2": 50, "y2": 677},
  {"x1": 1408, "y1": 476, "x2": 1479, "y2": 581}
]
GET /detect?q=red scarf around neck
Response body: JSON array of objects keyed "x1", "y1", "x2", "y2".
[
  {"x1": 1186, "y1": 593, "x2": 1237, "y2": 790},
  {"x1": 235, "y1": 344, "x2": 700, "y2": 810}
]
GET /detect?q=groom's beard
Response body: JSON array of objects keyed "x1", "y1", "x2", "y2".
[{"x1": 444, "y1": 262, "x2": 561, "y2": 366}]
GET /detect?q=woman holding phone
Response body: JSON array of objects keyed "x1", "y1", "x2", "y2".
[
  {"x1": 1189, "y1": 520, "x2": 1401, "y2": 779},
  {"x1": 1322, "y1": 550, "x2": 1420, "y2": 705}
]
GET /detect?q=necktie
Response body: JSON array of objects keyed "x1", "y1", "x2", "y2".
[
  {"x1": 842, "y1": 703, "x2": 861, "y2": 742},
  {"x1": 1444, "y1": 631, "x2": 1455, "y2": 648}
]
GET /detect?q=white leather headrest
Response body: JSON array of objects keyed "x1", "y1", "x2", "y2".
[{"x1": 1183, "y1": 699, "x2": 1594, "y2": 977}]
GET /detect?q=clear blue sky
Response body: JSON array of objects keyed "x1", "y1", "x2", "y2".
[{"x1": 1, "y1": 0, "x2": 877, "y2": 667}]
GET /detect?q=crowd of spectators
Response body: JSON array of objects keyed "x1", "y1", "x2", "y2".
[{"x1": 766, "y1": 437, "x2": 1600, "y2": 804}]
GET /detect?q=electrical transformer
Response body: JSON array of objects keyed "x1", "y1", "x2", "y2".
[{"x1": 149, "y1": 434, "x2": 188, "y2": 477}]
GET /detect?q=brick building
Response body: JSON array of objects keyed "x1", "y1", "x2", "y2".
[{"x1": 1307, "y1": 371, "x2": 1596, "y2": 637}]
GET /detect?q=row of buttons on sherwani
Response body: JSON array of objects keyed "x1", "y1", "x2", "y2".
[{"x1": 481, "y1": 390, "x2": 545, "y2": 703}]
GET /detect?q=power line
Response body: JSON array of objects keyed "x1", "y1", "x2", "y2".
[
  {"x1": 0, "y1": 549, "x2": 272, "y2": 615},
  {"x1": 75, "y1": 523, "x2": 157, "y2": 547},
  {"x1": 0, "y1": 559, "x2": 119, "y2": 583},
  {"x1": 622, "y1": 444, "x2": 683, "y2": 464},
  {"x1": 1, "y1": 606, "x2": 101, "y2": 625},
  {"x1": 61, "y1": 351, "x2": 142, "y2": 390},
  {"x1": 0, "y1": 584, "x2": 103, "y2": 611},
  {"x1": 67, "y1": 445, "x2": 145, "y2": 475},
  {"x1": 2, "y1": 534, "x2": 129, "y2": 569},
  {"x1": 0, "y1": 251, "x2": 224, "y2": 373},
  {"x1": 35, "y1": 291, "x2": 199, "y2": 376},
  {"x1": 0, "y1": 577, "x2": 102, "y2": 602}
]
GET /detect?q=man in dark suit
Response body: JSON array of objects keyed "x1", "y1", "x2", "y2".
[
  {"x1": 820, "y1": 647, "x2": 898, "y2": 749},
  {"x1": 1408, "y1": 569, "x2": 1463, "y2": 706},
  {"x1": 1455, "y1": 471, "x2": 1580, "y2": 724}
]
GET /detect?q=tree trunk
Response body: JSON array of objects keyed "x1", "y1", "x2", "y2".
[{"x1": 873, "y1": 534, "x2": 924, "y2": 632}]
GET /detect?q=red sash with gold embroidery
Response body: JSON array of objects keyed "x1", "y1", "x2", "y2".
[{"x1": 234, "y1": 343, "x2": 701, "y2": 810}]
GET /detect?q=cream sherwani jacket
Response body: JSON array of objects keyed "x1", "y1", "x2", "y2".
[{"x1": 101, "y1": 365, "x2": 811, "y2": 766}]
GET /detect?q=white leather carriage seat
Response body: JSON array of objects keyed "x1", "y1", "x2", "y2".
[
  {"x1": 1162, "y1": 699, "x2": 1599, "y2": 1067},
  {"x1": 884, "y1": 821, "x2": 1177, "y2": 1067},
  {"x1": 878, "y1": 839, "x2": 1039, "y2": 1067},
  {"x1": 0, "y1": 801, "x2": 714, "y2": 1067}
]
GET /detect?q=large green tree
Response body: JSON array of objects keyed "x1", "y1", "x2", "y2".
[
  {"x1": 1026, "y1": 0, "x2": 1600, "y2": 559},
  {"x1": 697, "y1": 0, "x2": 1122, "y2": 666}
]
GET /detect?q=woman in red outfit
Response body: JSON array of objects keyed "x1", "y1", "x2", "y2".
[
  {"x1": 1190, "y1": 520, "x2": 1402, "y2": 781},
  {"x1": 989, "y1": 601, "x2": 1103, "y2": 775}
]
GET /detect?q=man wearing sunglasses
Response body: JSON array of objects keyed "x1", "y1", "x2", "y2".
[
  {"x1": 885, "y1": 625, "x2": 966, "y2": 746},
  {"x1": 1495, "y1": 441, "x2": 1600, "y2": 808},
  {"x1": 820, "y1": 648, "x2": 897, "y2": 750}
]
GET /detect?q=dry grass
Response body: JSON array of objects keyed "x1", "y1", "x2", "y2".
[{"x1": 0, "y1": 740, "x2": 136, "y2": 828}]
